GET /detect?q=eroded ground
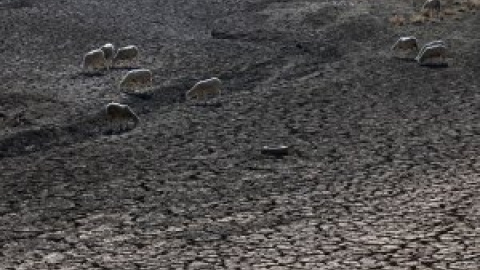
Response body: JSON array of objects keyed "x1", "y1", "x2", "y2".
[{"x1": 0, "y1": 0, "x2": 479, "y2": 269}]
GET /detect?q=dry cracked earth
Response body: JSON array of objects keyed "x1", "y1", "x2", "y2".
[{"x1": 0, "y1": 0, "x2": 479, "y2": 269}]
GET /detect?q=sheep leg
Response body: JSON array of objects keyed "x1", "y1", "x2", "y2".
[
  {"x1": 199, "y1": 92, "x2": 206, "y2": 105},
  {"x1": 112, "y1": 120, "x2": 119, "y2": 134},
  {"x1": 115, "y1": 121, "x2": 121, "y2": 133},
  {"x1": 96, "y1": 64, "x2": 103, "y2": 74},
  {"x1": 85, "y1": 65, "x2": 93, "y2": 74},
  {"x1": 107, "y1": 119, "x2": 113, "y2": 134}
]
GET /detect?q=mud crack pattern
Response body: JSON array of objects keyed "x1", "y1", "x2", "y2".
[{"x1": 0, "y1": 0, "x2": 479, "y2": 269}]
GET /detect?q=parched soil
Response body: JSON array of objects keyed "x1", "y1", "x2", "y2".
[{"x1": 0, "y1": 0, "x2": 479, "y2": 269}]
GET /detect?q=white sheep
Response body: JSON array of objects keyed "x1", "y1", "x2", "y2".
[
  {"x1": 113, "y1": 45, "x2": 139, "y2": 67},
  {"x1": 391, "y1": 36, "x2": 418, "y2": 51},
  {"x1": 415, "y1": 44, "x2": 448, "y2": 65},
  {"x1": 422, "y1": 0, "x2": 441, "y2": 17},
  {"x1": 391, "y1": 36, "x2": 419, "y2": 59},
  {"x1": 104, "y1": 102, "x2": 140, "y2": 130},
  {"x1": 82, "y1": 49, "x2": 107, "y2": 72},
  {"x1": 119, "y1": 69, "x2": 153, "y2": 89},
  {"x1": 416, "y1": 40, "x2": 446, "y2": 57},
  {"x1": 186, "y1": 77, "x2": 222, "y2": 101},
  {"x1": 100, "y1": 43, "x2": 115, "y2": 68}
]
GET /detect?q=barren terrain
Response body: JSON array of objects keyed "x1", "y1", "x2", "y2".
[{"x1": 0, "y1": 0, "x2": 479, "y2": 269}]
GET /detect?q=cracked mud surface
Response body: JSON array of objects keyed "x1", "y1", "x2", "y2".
[{"x1": 0, "y1": 0, "x2": 479, "y2": 269}]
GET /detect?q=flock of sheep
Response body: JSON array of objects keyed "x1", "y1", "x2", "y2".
[
  {"x1": 392, "y1": 36, "x2": 448, "y2": 65},
  {"x1": 81, "y1": 43, "x2": 222, "y2": 132},
  {"x1": 79, "y1": 0, "x2": 451, "y2": 134},
  {"x1": 391, "y1": 0, "x2": 450, "y2": 65},
  {"x1": 82, "y1": 43, "x2": 139, "y2": 71}
]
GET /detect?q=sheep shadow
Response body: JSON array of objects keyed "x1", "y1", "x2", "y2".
[
  {"x1": 122, "y1": 90, "x2": 154, "y2": 100},
  {"x1": 80, "y1": 71, "x2": 106, "y2": 77},
  {"x1": 393, "y1": 57, "x2": 417, "y2": 63},
  {"x1": 150, "y1": 82, "x2": 191, "y2": 104},
  {"x1": 392, "y1": 56, "x2": 449, "y2": 68},
  {"x1": 110, "y1": 66, "x2": 142, "y2": 71},
  {"x1": 190, "y1": 101, "x2": 223, "y2": 108},
  {"x1": 120, "y1": 85, "x2": 157, "y2": 100},
  {"x1": 102, "y1": 126, "x2": 136, "y2": 136},
  {"x1": 419, "y1": 63, "x2": 449, "y2": 68}
]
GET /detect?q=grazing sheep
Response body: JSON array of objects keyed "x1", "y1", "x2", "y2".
[
  {"x1": 119, "y1": 69, "x2": 153, "y2": 89},
  {"x1": 392, "y1": 36, "x2": 418, "y2": 51},
  {"x1": 82, "y1": 49, "x2": 107, "y2": 72},
  {"x1": 415, "y1": 44, "x2": 448, "y2": 65},
  {"x1": 186, "y1": 77, "x2": 222, "y2": 101},
  {"x1": 392, "y1": 36, "x2": 419, "y2": 59},
  {"x1": 113, "y1": 45, "x2": 139, "y2": 67},
  {"x1": 422, "y1": 0, "x2": 441, "y2": 17},
  {"x1": 105, "y1": 103, "x2": 140, "y2": 130},
  {"x1": 100, "y1": 43, "x2": 115, "y2": 68},
  {"x1": 416, "y1": 40, "x2": 447, "y2": 61}
]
